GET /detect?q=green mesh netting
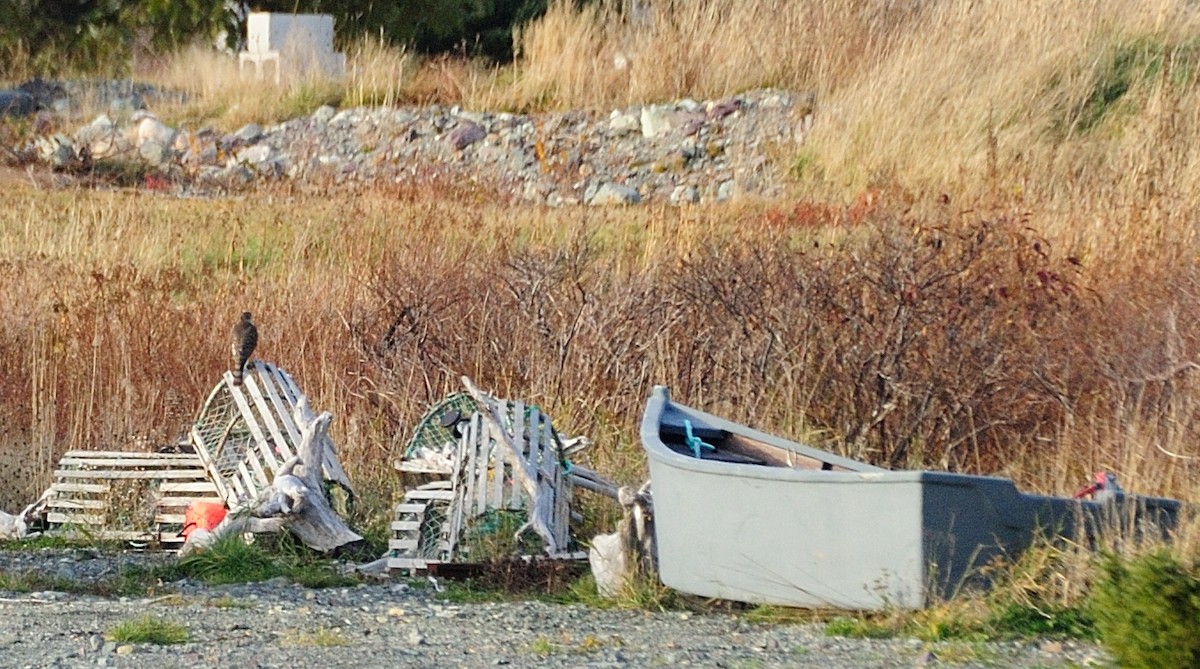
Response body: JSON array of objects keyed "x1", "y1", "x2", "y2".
[{"x1": 402, "y1": 392, "x2": 478, "y2": 462}]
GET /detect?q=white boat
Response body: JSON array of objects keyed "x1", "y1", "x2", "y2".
[{"x1": 640, "y1": 386, "x2": 1179, "y2": 610}]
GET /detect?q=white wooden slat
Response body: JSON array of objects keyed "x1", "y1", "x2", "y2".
[
  {"x1": 391, "y1": 520, "x2": 421, "y2": 532},
  {"x1": 394, "y1": 503, "x2": 428, "y2": 514},
  {"x1": 190, "y1": 425, "x2": 234, "y2": 505},
  {"x1": 47, "y1": 512, "x2": 105, "y2": 525},
  {"x1": 394, "y1": 460, "x2": 454, "y2": 474},
  {"x1": 389, "y1": 538, "x2": 419, "y2": 551},
  {"x1": 236, "y1": 459, "x2": 261, "y2": 501},
  {"x1": 58, "y1": 457, "x2": 203, "y2": 468},
  {"x1": 226, "y1": 384, "x2": 277, "y2": 483},
  {"x1": 509, "y1": 402, "x2": 525, "y2": 510},
  {"x1": 528, "y1": 406, "x2": 544, "y2": 507},
  {"x1": 254, "y1": 361, "x2": 301, "y2": 459},
  {"x1": 475, "y1": 418, "x2": 490, "y2": 518},
  {"x1": 274, "y1": 365, "x2": 303, "y2": 406},
  {"x1": 155, "y1": 513, "x2": 186, "y2": 524},
  {"x1": 405, "y1": 489, "x2": 455, "y2": 501},
  {"x1": 53, "y1": 469, "x2": 209, "y2": 480},
  {"x1": 156, "y1": 496, "x2": 223, "y2": 507},
  {"x1": 48, "y1": 482, "x2": 109, "y2": 494},
  {"x1": 61, "y1": 450, "x2": 201, "y2": 461},
  {"x1": 160, "y1": 481, "x2": 223, "y2": 493},
  {"x1": 243, "y1": 373, "x2": 288, "y2": 471},
  {"x1": 461, "y1": 415, "x2": 479, "y2": 525},
  {"x1": 47, "y1": 499, "x2": 106, "y2": 510}
]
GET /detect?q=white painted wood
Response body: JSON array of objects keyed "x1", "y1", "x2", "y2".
[
  {"x1": 253, "y1": 361, "x2": 301, "y2": 460},
  {"x1": 53, "y1": 469, "x2": 208, "y2": 480},
  {"x1": 510, "y1": 402, "x2": 525, "y2": 510},
  {"x1": 47, "y1": 482, "x2": 109, "y2": 494},
  {"x1": 243, "y1": 373, "x2": 290, "y2": 470},
  {"x1": 226, "y1": 383, "x2": 277, "y2": 480}
]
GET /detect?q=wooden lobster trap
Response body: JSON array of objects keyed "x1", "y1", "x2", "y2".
[
  {"x1": 42, "y1": 450, "x2": 222, "y2": 548},
  {"x1": 389, "y1": 382, "x2": 584, "y2": 572},
  {"x1": 190, "y1": 360, "x2": 353, "y2": 508}
]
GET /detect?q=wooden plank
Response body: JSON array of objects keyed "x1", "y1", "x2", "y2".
[
  {"x1": 528, "y1": 406, "x2": 544, "y2": 511},
  {"x1": 226, "y1": 384, "x2": 276, "y2": 483},
  {"x1": 53, "y1": 469, "x2": 210, "y2": 480},
  {"x1": 242, "y1": 373, "x2": 286, "y2": 472},
  {"x1": 61, "y1": 450, "x2": 201, "y2": 461},
  {"x1": 190, "y1": 424, "x2": 234, "y2": 505},
  {"x1": 47, "y1": 499, "x2": 106, "y2": 510},
  {"x1": 461, "y1": 415, "x2": 479, "y2": 523},
  {"x1": 395, "y1": 460, "x2": 454, "y2": 474},
  {"x1": 155, "y1": 513, "x2": 186, "y2": 524},
  {"x1": 390, "y1": 538, "x2": 419, "y2": 551},
  {"x1": 405, "y1": 489, "x2": 455, "y2": 501},
  {"x1": 509, "y1": 402, "x2": 525, "y2": 510},
  {"x1": 47, "y1": 512, "x2": 105, "y2": 525},
  {"x1": 160, "y1": 481, "x2": 224, "y2": 493},
  {"x1": 48, "y1": 482, "x2": 109, "y2": 494},
  {"x1": 59, "y1": 457, "x2": 204, "y2": 468},
  {"x1": 391, "y1": 520, "x2": 422, "y2": 532},
  {"x1": 254, "y1": 361, "x2": 301, "y2": 460},
  {"x1": 475, "y1": 417, "x2": 489, "y2": 517},
  {"x1": 156, "y1": 496, "x2": 223, "y2": 507}
]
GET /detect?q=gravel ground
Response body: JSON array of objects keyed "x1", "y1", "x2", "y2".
[{"x1": 0, "y1": 549, "x2": 1108, "y2": 669}]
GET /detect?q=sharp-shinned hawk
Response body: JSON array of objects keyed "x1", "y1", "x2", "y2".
[{"x1": 230, "y1": 311, "x2": 258, "y2": 386}]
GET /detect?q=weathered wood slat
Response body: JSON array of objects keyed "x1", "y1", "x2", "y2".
[
  {"x1": 227, "y1": 386, "x2": 276, "y2": 483},
  {"x1": 475, "y1": 420, "x2": 489, "y2": 517},
  {"x1": 394, "y1": 503, "x2": 428, "y2": 514},
  {"x1": 405, "y1": 489, "x2": 456, "y2": 501},
  {"x1": 52, "y1": 469, "x2": 209, "y2": 480},
  {"x1": 46, "y1": 499, "x2": 106, "y2": 510},
  {"x1": 156, "y1": 496, "x2": 223, "y2": 507},
  {"x1": 160, "y1": 481, "x2": 223, "y2": 493},
  {"x1": 242, "y1": 374, "x2": 286, "y2": 472},
  {"x1": 510, "y1": 402, "x2": 525, "y2": 510},
  {"x1": 395, "y1": 460, "x2": 454, "y2": 474},
  {"x1": 253, "y1": 361, "x2": 301, "y2": 461},
  {"x1": 190, "y1": 425, "x2": 234, "y2": 504},
  {"x1": 47, "y1": 482, "x2": 109, "y2": 494},
  {"x1": 47, "y1": 512, "x2": 105, "y2": 525},
  {"x1": 390, "y1": 538, "x2": 419, "y2": 551},
  {"x1": 391, "y1": 520, "x2": 422, "y2": 532},
  {"x1": 59, "y1": 457, "x2": 202, "y2": 468},
  {"x1": 60, "y1": 450, "x2": 200, "y2": 461}
]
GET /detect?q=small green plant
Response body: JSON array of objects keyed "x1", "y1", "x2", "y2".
[
  {"x1": 1090, "y1": 549, "x2": 1200, "y2": 669},
  {"x1": 824, "y1": 615, "x2": 895, "y2": 639},
  {"x1": 105, "y1": 615, "x2": 189, "y2": 645},
  {"x1": 529, "y1": 635, "x2": 557, "y2": 655},
  {"x1": 207, "y1": 595, "x2": 252, "y2": 609},
  {"x1": 280, "y1": 626, "x2": 351, "y2": 647}
]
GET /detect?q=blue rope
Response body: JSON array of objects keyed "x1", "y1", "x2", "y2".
[{"x1": 684, "y1": 420, "x2": 715, "y2": 459}]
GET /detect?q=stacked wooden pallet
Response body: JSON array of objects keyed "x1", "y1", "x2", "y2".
[{"x1": 45, "y1": 450, "x2": 222, "y2": 547}]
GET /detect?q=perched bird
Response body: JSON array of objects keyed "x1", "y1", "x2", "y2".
[{"x1": 230, "y1": 311, "x2": 258, "y2": 386}]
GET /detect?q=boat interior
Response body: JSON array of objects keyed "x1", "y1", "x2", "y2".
[{"x1": 658, "y1": 418, "x2": 857, "y2": 471}]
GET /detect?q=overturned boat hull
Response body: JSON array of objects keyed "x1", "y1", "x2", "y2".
[{"x1": 640, "y1": 386, "x2": 1179, "y2": 610}]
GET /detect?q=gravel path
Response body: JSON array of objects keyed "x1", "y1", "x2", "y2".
[{"x1": 0, "y1": 550, "x2": 1106, "y2": 669}]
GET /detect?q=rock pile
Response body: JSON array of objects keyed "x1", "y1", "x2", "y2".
[{"x1": 20, "y1": 83, "x2": 815, "y2": 205}]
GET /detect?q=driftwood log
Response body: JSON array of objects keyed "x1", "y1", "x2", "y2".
[
  {"x1": 182, "y1": 396, "x2": 362, "y2": 555},
  {"x1": 589, "y1": 482, "x2": 655, "y2": 597}
]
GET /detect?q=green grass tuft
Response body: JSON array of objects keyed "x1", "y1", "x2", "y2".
[{"x1": 105, "y1": 615, "x2": 189, "y2": 645}]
